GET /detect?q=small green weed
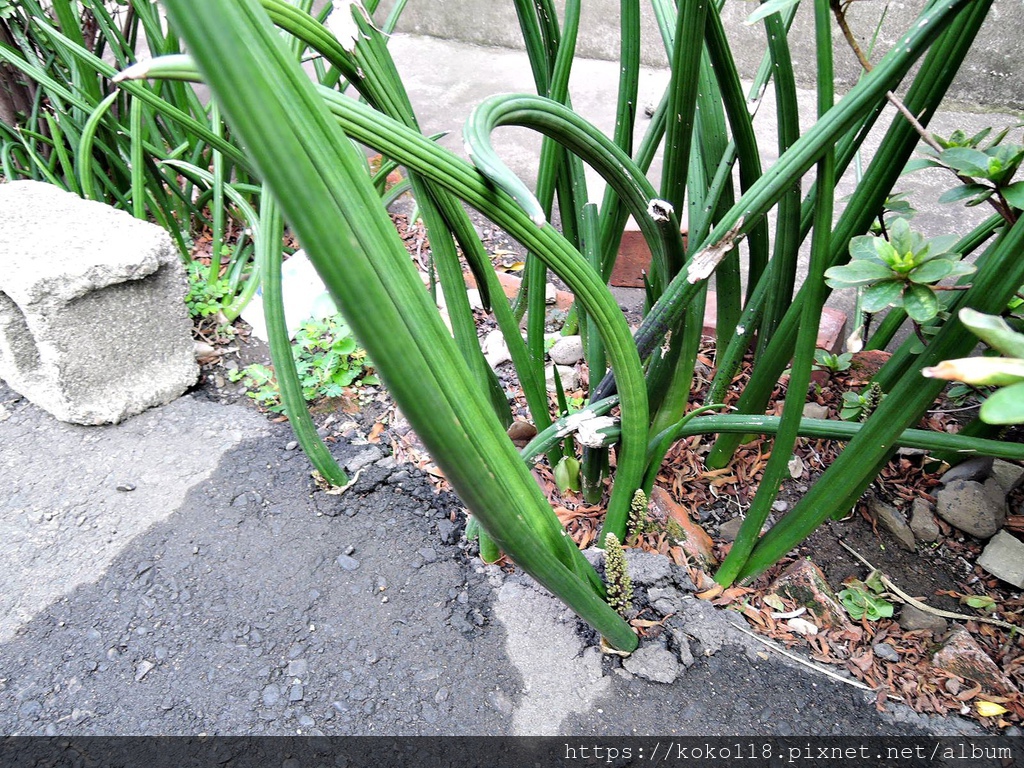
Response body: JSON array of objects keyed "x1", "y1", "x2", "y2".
[
  {"x1": 230, "y1": 315, "x2": 379, "y2": 412},
  {"x1": 838, "y1": 572, "x2": 894, "y2": 622},
  {"x1": 813, "y1": 349, "x2": 853, "y2": 374},
  {"x1": 185, "y1": 260, "x2": 232, "y2": 319}
]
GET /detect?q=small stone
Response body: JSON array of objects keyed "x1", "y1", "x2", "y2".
[
  {"x1": 482, "y1": 329, "x2": 511, "y2": 368},
  {"x1": 545, "y1": 364, "x2": 579, "y2": 393},
  {"x1": 718, "y1": 517, "x2": 743, "y2": 542},
  {"x1": 909, "y1": 499, "x2": 940, "y2": 543},
  {"x1": 802, "y1": 402, "x2": 829, "y2": 420},
  {"x1": 506, "y1": 420, "x2": 538, "y2": 448},
  {"x1": 434, "y1": 687, "x2": 450, "y2": 703},
  {"x1": 336, "y1": 554, "x2": 361, "y2": 571},
  {"x1": 487, "y1": 689, "x2": 514, "y2": 716},
  {"x1": 765, "y1": 559, "x2": 848, "y2": 628},
  {"x1": 622, "y1": 549, "x2": 672, "y2": 587},
  {"x1": 345, "y1": 446, "x2": 383, "y2": 474},
  {"x1": 772, "y1": 500, "x2": 789, "y2": 513},
  {"x1": 544, "y1": 283, "x2": 557, "y2": 305},
  {"x1": 116, "y1": 483, "x2": 136, "y2": 492},
  {"x1": 931, "y1": 625, "x2": 1019, "y2": 696},
  {"x1": 549, "y1": 335, "x2": 584, "y2": 365},
  {"x1": 868, "y1": 497, "x2": 916, "y2": 552},
  {"x1": 898, "y1": 604, "x2": 947, "y2": 637},
  {"x1": 417, "y1": 547, "x2": 438, "y2": 564},
  {"x1": 297, "y1": 715, "x2": 315, "y2": 729},
  {"x1": 134, "y1": 660, "x2": 155, "y2": 682},
  {"x1": 286, "y1": 659, "x2": 308, "y2": 678},
  {"x1": 935, "y1": 479, "x2": 1007, "y2": 539},
  {"x1": 977, "y1": 531, "x2": 1024, "y2": 588},
  {"x1": 873, "y1": 643, "x2": 900, "y2": 662},
  {"x1": 262, "y1": 685, "x2": 281, "y2": 707},
  {"x1": 649, "y1": 586, "x2": 682, "y2": 615},
  {"x1": 622, "y1": 644, "x2": 681, "y2": 684},
  {"x1": 289, "y1": 684, "x2": 304, "y2": 702},
  {"x1": 990, "y1": 459, "x2": 1024, "y2": 494},
  {"x1": 18, "y1": 700, "x2": 42, "y2": 718},
  {"x1": 650, "y1": 487, "x2": 716, "y2": 569},
  {"x1": 285, "y1": 441, "x2": 299, "y2": 451},
  {"x1": 939, "y1": 457, "x2": 994, "y2": 486}
]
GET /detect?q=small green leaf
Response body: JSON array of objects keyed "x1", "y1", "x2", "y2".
[
  {"x1": 554, "y1": 455, "x2": 582, "y2": 493},
  {"x1": 938, "y1": 184, "x2": 989, "y2": 204},
  {"x1": 960, "y1": 308, "x2": 1024, "y2": 357},
  {"x1": 945, "y1": 261, "x2": 976, "y2": 279},
  {"x1": 902, "y1": 157, "x2": 941, "y2": 174},
  {"x1": 940, "y1": 147, "x2": 990, "y2": 176},
  {"x1": 927, "y1": 234, "x2": 961, "y2": 256},
  {"x1": 903, "y1": 284, "x2": 940, "y2": 323},
  {"x1": 824, "y1": 260, "x2": 894, "y2": 287},
  {"x1": 861, "y1": 280, "x2": 904, "y2": 312},
  {"x1": 1002, "y1": 180, "x2": 1024, "y2": 209},
  {"x1": 849, "y1": 235, "x2": 883, "y2": 263},
  {"x1": 888, "y1": 218, "x2": 913, "y2": 256},
  {"x1": 909, "y1": 259, "x2": 955, "y2": 284},
  {"x1": 965, "y1": 188, "x2": 995, "y2": 207},
  {"x1": 964, "y1": 594, "x2": 996, "y2": 610},
  {"x1": 980, "y1": 381, "x2": 1024, "y2": 424}
]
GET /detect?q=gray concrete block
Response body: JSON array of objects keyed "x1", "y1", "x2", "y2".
[
  {"x1": 0, "y1": 181, "x2": 198, "y2": 424},
  {"x1": 375, "y1": 0, "x2": 1024, "y2": 110}
]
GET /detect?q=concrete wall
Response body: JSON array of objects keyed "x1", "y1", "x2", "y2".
[{"x1": 374, "y1": 0, "x2": 1024, "y2": 111}]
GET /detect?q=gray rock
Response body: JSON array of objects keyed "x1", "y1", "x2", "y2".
[
  {"x1": 482, "y1": 329, "x2": 511, "y2": 368},
  {"x1": 288, "y1": 684, "x2": 304, "y2": 702},
  {"x1": 868, "y1": 498, "x2": 916, "y2": 552},
  {"x1": 648, "y1": 586, "x2": 682, "y2": 610},
  {"x1": 909, "y1": 499, "x2": 940, "y2": 543},
  {"x1": 286, "y1": 659, "x2": 308, "y2": 678},
  {"x1": 134, "y1": 660, "x2": 155, "y2": 682},
  {"x1": 939, "y1": 457, "x2": 994, "y2": 486},
  {"x1": 977, "y1": 531, "x2": 1024, "y2": 588},
  {"x1": 623, "y1": 549, "x2": 672, "y2": 587},
  {"x1": 549, "y1": 335, "x2": 584, "y2": 365},
  {"x1": 872, "y1": 643, "x2": 900, "y2": 662},
  {"x1": 935, "y1": 479, "x2": 1007, "y2": 539},
  {"x1": 345, "y1": 446, "x2": 384, "y2": 473},
  {"x1": 487, "y1": 688, "x2": 514, "y2": 716},
  {"x1": 261, "y1": 685, "x2": 281, "y2": 707},
  {"x1": 801, "y1": 403, "x2": 829, "y2": 420},
  {"x1": 545, "y1": 364, "x2": 579, "y2": 393},
  {"x1": 336, "y1": 554, "x2": 361, "y2": 571},
  {"x1": 991, "y1": 459, "x2": 1024, "y2": 495},
  {"x1": 671, "y1": 597, "x2": 741, "y2": 656},
  {"x1": 0, "y1": 181, "x2": 197, "y2": 424},
  {"x1": 622, "y1": 644, "x2": 681, "y2": 684},
  {"x1": 898, "y1": 605, "x2": 947, "y2": 636},
  {"x1": 719, "y1": 517, "x2": 743, "y2": 542}
]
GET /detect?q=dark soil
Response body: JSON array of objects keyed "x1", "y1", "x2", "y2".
[{"x1": 170, "y1": 204, "x2": 1023, "y2": 733}]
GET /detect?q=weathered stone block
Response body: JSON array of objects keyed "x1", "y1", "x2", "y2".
[{"x1": 0, "y1": 181, "x2": 197, "y2": 424}]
